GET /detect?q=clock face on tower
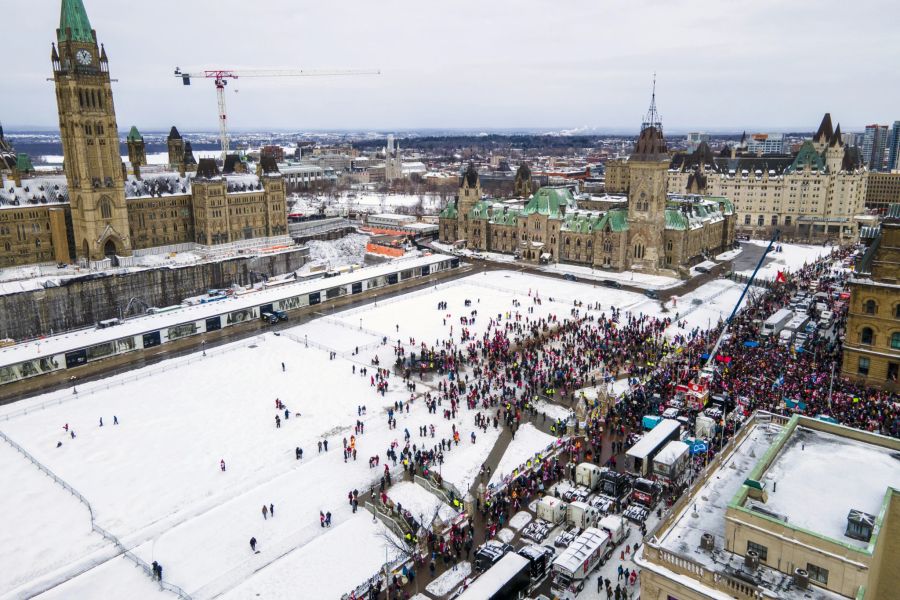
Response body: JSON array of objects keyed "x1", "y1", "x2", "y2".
[{"x1": 76, "y1": 49, "x2": 92, "y2": 65}]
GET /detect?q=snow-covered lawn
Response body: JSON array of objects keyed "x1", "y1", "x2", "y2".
[
  {"x1": 490, "y1": 424, "x2": 558, "y2": 485},
  {"x1": 540, "y1": 262, "x2": 683, "y2": 290},
  {"x1": 425, "y1": 560, "x2": 471, "y2": 597},
  {"x1": 0, "y1": 441, "x2": 106, "y2": 596},
  {"x1": 32, "y1": 555, "x2": 163, "y2": 600},
  {"x1": 220, "y1": 515, "x2": 400, "y2": 600},
  {"x1": 736, "y1": 241, "x2": 833, "y2": 281},
  {"x1": 387, "y1": 481, "x2": 459, "y2": 527}
]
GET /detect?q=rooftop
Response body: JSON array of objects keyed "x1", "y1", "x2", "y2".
[
  {"x1": 645, "y1": 413, "x2": 847, "y2": 600},
  {"x1": 751, "y1": 425, "x2": 900, "y2": 549}
]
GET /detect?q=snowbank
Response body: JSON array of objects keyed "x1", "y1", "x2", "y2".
[{"x1": 490, "y1": 424, "x2": 557, "y2": 485}]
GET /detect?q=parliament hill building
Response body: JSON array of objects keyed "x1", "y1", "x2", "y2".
[
  {"x1": 0, "y1": 0, "x2": 288, "y2": 268},
  {"x1": 439, "y1": 95, "x2": 736, "y2": 275}
]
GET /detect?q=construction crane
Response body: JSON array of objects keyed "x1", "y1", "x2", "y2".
[{"x1": 173, "y1": 67, "x2": 380, "y2": 160}]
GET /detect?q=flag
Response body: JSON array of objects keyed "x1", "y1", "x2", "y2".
[{"x1": 775, "y1": 271, "x2": 787, "y2": 283}]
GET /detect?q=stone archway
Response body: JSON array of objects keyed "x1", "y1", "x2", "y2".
[{"x1": 103, "y1": 238, "x2": 119, "y2": 266}]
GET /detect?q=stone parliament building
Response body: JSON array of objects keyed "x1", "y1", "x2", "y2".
[
  {"x1": 0, "y1": 0, "x2": 288, "y2": 269},
  {"x1": 439, "y1": 95, "x2": 736, "y2": 276}
]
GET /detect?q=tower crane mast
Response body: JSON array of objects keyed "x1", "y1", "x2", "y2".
[{"x1": 174, "y1": 67, "x2": 379, "y2": 160}]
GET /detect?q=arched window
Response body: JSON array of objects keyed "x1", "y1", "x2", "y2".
[
  {"x1": 757, "y1": 215, "x2": 765, "y2": 226},
  {"x1": 771, "y1": 215, "x2": 778, "y2": 226},
  {"x1": 864, "y1": 299, "x2": 877, "y2": 315},
  {"x1": 99, "y1": 198, "x2": 112, "y2": 220},
  {"x1": 860, "y1": 327, "x2": 874, "y2": 345},
  {"x1": 744, "y1": 214, "x2": 751, "y2": 225},
  {"x1": 604, "y1": 240, "x2": 612, "y2": 253},
  {"x1": 892, "y1": 332, "x2": 900, "y2": 350},
  {"x1": 785, "y1": 216, "x2": 792, "y2": 226}
]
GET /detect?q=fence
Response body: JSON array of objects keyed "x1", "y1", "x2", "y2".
[
  {"x1": 132, "y1": 243, "x2": 197, "y2": 258},
  {"x1": 0, "y1": 429, "x2": 192, "y2": 599}
]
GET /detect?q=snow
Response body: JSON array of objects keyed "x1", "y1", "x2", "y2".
[
  {"x1": 508, "y1": 510, "x2": 533, "y2": 531},
  {"x1": 387, "y1": 481, "x2": 458, "y2": 527},
  {"x1": 489, "y1": 423, "x2": 557, "y2": 485},
  {"x1": 32, "y1": 555, "x2": 163, "y2": 600},
  {"x1": 0, "y1": 441, "x2": 106, "y2": 596},
  {"x1": 425, "y1": 560, "x2": 471, "y2": 597},
  {"x1": 540, "y1": 262, "x2": 683, "y2": 290},
  {"x1": 220, "y1": 515, "x2": 400, "y2": 600},
  {"x1": 532, "y1": 399, "x2": 573, "y2": 422},
  {"x1": 303, "y1": 233, "x2": 370, "y2": 270},
  {"x1": 736, "y1": 241, "x2": 834, "y2": 281},
  {"x1": 1, "y1": 265, "x2": 809, "y2": 598},
  {"x1": 761, "y1": 426, "x2": 900, "y2": 547}
]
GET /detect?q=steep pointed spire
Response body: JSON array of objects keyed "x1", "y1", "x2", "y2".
[
  {"x1": 51, "y1": 43, "x2": 59, "y2": 62},
  {"x1": 58, "y1": 0, "x2": 95, "y2": 43},
  {"x1": 127, "y1": 126, "x2": 142, "y2": 142},
  {"x1": 100, "y1": 43, "x2": 108, "y2": 62},
  {"x1": 168, "y1": 126, "x2": 182, "y2": 140},
  {"x1": 829, "y1": 124, "x2": 843, "y2": 147},
  {"x1": 641, "y1": 72, "x2": 662, "y2": 132},
  {"x1": 814, "y1": 113, "x2": 834, "y2": 143}
]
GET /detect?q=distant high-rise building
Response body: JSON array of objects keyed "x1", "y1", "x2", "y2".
[
  {"x1": 842, "y1": 131, "x2": 861, "y2": 148},
  {"x1": 746, "y1": 133, "x2": 788, "y2": 155},
  {"x1": 887, "y1": 120, "x2": 900, "y2": 171},
  {"x1": 685, "y1": 132, "x2": 709, "y2": 152},
  {"x1": 862, "y1": 124, "x2": 889, "y2": 171}
]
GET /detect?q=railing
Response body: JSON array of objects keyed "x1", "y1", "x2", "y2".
[{"x1": 0, "y1": 429, "x2": 192, "y2": 599}]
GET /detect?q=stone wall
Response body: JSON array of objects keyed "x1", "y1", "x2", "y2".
[{"x1": 2, "y1": 247, "x2": 308, "y2": 340}]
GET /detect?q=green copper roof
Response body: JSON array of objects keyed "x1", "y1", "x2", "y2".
[
  {"x1": 786, "y1": 140, "x2": 825, "y2": 174},
  {"x1": 665, "y1": 209, "x2": 689, "y2": 230},
  {"x1": 595, "y1": 209, "x2": 629, "y2": 232},
  {"x1": 489, "y1": 206, "x2": 521, "y2": 226},
  {"x1": 58, "y1": 0, "x2": 95, "y2": 43},
  {"x1": 523, "y1": 187, "x2": 575, "y2": 219},
  {"x1": 127, "y1": 126, "x2": 143, "y2": 142},
  {"x1": 561, "y1": 212, "x2": 603, "y2": 233},
  {"x1": 469, "y1": 199, "x2": 494, "y2": 221},
  {"x1": 439, "y1": 200, "x2": 458, "y2": 219},
  {"x1": 16, "y1": 153, "x2": 35, "y2": 173}
]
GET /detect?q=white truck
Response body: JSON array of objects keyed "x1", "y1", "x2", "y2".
[
  {"x1": 695, "y1": 414, "x2": 716, "y2": 439},
  {"x1": 536, "y1": 495, "x2": 567, "y2": 525},
  {"x1": 652, "y1": 440, "x2": 691, "y2": 487},
  {"x1": 575, "y1": 462, "x2": 603, "y2": 491},
  {"x1": 566, "y1": 501, "x2": 601, "y2": 529},
  {"x1": 762, "y1": 308, "x2": 793, "y2": 337},
  {"x1": 550, "y1": 527, "x2": 611, "y2": 599},
  {"x1": 598, "y1": 515, "x2": 630, "y2": 547}
]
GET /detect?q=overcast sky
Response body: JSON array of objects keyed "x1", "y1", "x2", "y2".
[{"x1": 3, "y1": 0, "x2": 899, "y2": 133}]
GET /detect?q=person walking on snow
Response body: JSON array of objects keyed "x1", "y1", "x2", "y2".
[
  {"x1": 262, "y1": 505, "x2": 268, "y2": 519},
  {"x1": 220, "y1": 459, "x2": 226, "y2": 472},
  {"x1": 269, "y1": 503, "x2": 274, "y2": 517},
  {"x1": 250, "y1": 537, "x2": 257, "y2": 552}
]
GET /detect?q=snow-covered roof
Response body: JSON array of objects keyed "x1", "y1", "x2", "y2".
[
  {"x1": 125, "y1": 173, "x2": 191, "y2": 199},
  {"x1": 0, "y1": 175, "x2": 69, "y2": 209},
  {"x1": 653, "y1": 440, "x2": 689, "y2": 466},
  {"x1": 757, "y1": 425, "x2": 900, "y2": 548}
]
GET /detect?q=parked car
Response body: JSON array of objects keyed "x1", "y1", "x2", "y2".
[
  {"x1": 695, "y1": 265, "x2": 710, "y2": 274},
  {"x1": 644, "y1": 290, "x2": 660, "y2": 300},
  {"x1": 603, "y1": 279, "x2": 622, "y2": 289},
  {"x1": 563, "y1": 273, "x2": 577, "y2": 281}
]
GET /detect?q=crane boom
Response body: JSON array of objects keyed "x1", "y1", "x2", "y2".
[{"x1": 173, "y1": 67, "x2": 379, "y2": 159}]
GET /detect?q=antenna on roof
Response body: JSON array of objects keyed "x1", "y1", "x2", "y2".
[{"x1": 642, "y1": 72, "x2": 662, "y2": 132}]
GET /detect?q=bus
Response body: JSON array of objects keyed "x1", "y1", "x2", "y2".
[
  {"x1": 456, "y1": 551, "x2": 530, "y2": 600},
  {"x1": 624, "y1": 418, "x2": 681, "y2": 477}
]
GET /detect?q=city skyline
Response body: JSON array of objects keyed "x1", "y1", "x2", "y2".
[{"x1": 2, "y1": 0, "x2": 900, "y2": 132}]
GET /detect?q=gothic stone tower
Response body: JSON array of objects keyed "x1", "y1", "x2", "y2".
[
  {"x1": 52, "y1": 0, "x2": 131, "y2": 261},
  {"x1": 627, "y1": 80, "x2": 669, "y2": 271},
  {"x1": 126, "y1": 125, "x2": 146, "y2": 178},
  {"x1": 167, "y1": 126, "x2": 185, "y2": 173},
  {"x1": 457, "y1": 163, "x2": 481, "y2": 243}
]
